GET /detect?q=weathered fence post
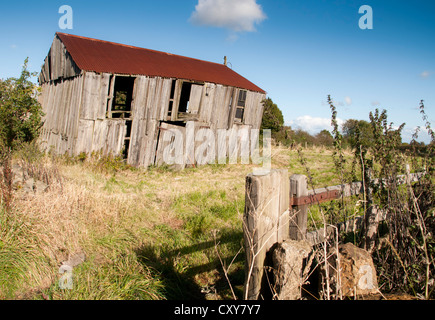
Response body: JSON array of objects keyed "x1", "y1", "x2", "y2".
[
  {"x1": 289, "y1": 174, "x2": 308, "y2": 240},
  {"x1": 243, "y1": 169, "x2": 290, "y2": 300},
  {"x1": 363, "y1": 168, "x2": 379, "y2": 252}
]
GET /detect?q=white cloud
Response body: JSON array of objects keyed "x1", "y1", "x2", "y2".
[
  {"x1": 402, "y1": 126, "x2": 432, "y2": 144},
  {"x1": 420, "y1": 71, "x2": 431, "y2": 78},
  {"x1": 10, "y1": 44, "x2": 17, "y2": 49},
  {"x1": 190, "y1": 0, "x2": 267, "y2": 32},
  {"x1": 344, "y1": 96, "x2": 352, "y2": 106},
  {"x1": 288, "y1": 115, "x2": 344, "y2": 135}
]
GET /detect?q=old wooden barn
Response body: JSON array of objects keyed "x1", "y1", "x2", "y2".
[{"x1": 38, "y1": 32, "x2": 266, "y2": 168}]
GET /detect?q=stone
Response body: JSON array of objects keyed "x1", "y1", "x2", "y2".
[
  {"x1": 272, "y1": 240, "x2": 313, "y2": 300},
  {"x1": 10, "y1": 164, "x2": 49, "y2": 194},
  {"x1": 320, "y1": 242, "x2": 378, "y2": 298},
  {"x1": 62, "y1": 252, "x2": 86, "y2": 268},
  {"x1": 34, "y1": 180, "x2": 49, "y2": 193}
]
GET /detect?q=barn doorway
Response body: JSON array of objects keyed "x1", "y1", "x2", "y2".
[{"x1": 110, "y1": 76, "x2": 136, "y2": 159}]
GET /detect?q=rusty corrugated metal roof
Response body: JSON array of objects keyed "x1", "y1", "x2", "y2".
[{"x1": 56, "y1": 33, "x2": 266, "y2": 94}]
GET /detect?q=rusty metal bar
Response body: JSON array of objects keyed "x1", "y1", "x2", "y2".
[{"x1": 290, "y1": 190, "x2": 340, "y2": 206}]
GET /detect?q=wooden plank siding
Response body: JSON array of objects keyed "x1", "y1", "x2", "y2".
[
  {"x1": 39, "y1": 74, "x2": 84, "y2": 155},
  {"x1": 39, "y1": 35, "x2": 81, "y2": 84},
  {"x1": 39, "y1": 59, "x2": 266, "y2": 168},
  {"x1": 80, "y1": 72, "x2": 111, "y2": 121},
  {"x1": 198, "y1": 83, "x2": 216, "y2": 125}
]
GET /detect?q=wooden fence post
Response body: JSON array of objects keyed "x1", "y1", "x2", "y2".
[
  {"x1": 289, "y1": 174, "x2": 308, "y2": 240},
  {"x1": 362, "y1": 168, "x2": 378, "y2": 252},
  {"x1": 243, "y1": 169, "x2": 289, "y2": 300}
]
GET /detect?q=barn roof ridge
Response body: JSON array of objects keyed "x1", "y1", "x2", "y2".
[
  {"x1": 56, "y1": 32, "x2": 227, "y2": 67},
  {"x1": 55, "y1": 32, "x2": 266, "y2": 94}
]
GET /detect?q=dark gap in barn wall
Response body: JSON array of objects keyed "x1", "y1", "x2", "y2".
[
  {"x1": 178, "y1": 82, "x2": 192, "y2": 113},
  {"x1": 109, "y1": 76, "x2": 136, "y2": 159},
  {"x1": 111, "y1": 76, "x2": 135, "y2": 119},
  {"x1": 160, "y1": 121, "x2": 187, "y2": 127},
  {"x1": 47, "y1": 50, "x2": 52, "y2": 83},
  {"x1": 235, "y1": 90, "x2": 247, "y2": 123}
]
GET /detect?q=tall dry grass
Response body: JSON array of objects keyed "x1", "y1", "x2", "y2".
[{"x1": 1, "y1": 142, "x2": 355, "y2": 300}]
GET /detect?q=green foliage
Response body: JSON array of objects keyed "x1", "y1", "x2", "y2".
[
  {"x1": 292, "y1": 128, "x2": 315, "y2": 145},
  {"x1": 0, "y1": 58, "x2": 44, "y2": 212},
  {"x1": 342, "y1": 119, "x2": 374, "y2": 149},
  {"x1": 261, "y1": 97, "x2": 284, "y2": 134},
  {"x1": 327, "y1": 95, "x2": 434, "y2": 299},
  {"x1": 271, "y1": 126, "x2": 292, "y2": 146},
  {"x1": 328, "y1": 95, "x2": 347, "y2": 181},
  {"x1": 91, "y1": 153, "x2": 136, "y2": 175},
  {"x1": 44, "y1": 252, "x2": 166, "y2": 300},
  {"x1": 260, "y1": 96, "x2": 335, "y2": 148},
  {"x1": 0, "y1": 58, "x2": 44, "y2": 156},
  {"x1": 0, "y1": 207, "x2": 44, "y2": 299},
  {"x1": 172, "y1": 189, "x2": 243, "y2": 239},
  {"x1": 315, "y1": 130, "x2": 334, "y2": 147}
]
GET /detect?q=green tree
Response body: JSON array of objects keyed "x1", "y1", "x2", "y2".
[
  {"x1": 0, "y1": 58, "x2": 44, "y2": 210},
  {"x1": 342, "y1": 119, "x2": 373, "y2": 149},
  {"x1": 0, "y1": 58, "x2": 43, "y2": 155},
  {"x1": 261, "y1": 97, "x2": 284, "y2": 134},
  {"x1": 292, "y1": 129, "x2": 315, "y2": 146},
  {"x1": 315, "y1": 129, "x2": 334, "y2": 146}
]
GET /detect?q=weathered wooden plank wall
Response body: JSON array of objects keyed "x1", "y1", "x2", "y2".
[
  {"x1": 39, "y1": 35, "x2": 80, "y2": 84},
  {"x1": 39, "y1": 38, "x2": 266, "y2": 168},
  {"x1": 80, "y1": 72, "x2": 111, "y2": 121},
  {"x1": 198, "y1": 83, "x2": 216, "y2": 125},
  {"x1": 154, "y1": 122, "x2": 186, "y2": 169},
  {"x1": 76, "y1": 72, "x2": 127, "y2": 156},
  {"x1": 39, "y1": 75, "x2": 84, "y2": 155},
  {"x1": 127, "y1": 76, "x2": 173, "y2": 167},
  {"x1": 189, "y1": 84, "x2": 203, "y2": 115},
  {"x1": 39, "y1": 72, "x2": 125, "y2": 157}
]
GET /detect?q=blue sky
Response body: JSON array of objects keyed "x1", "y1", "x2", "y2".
[{"x1": 1, "y1": 0, "x2": 434, "y2": 143}]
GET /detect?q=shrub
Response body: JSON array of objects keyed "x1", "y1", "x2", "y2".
[
  {"x1": 0, "y1": 58, "x2": 44, "y2": 212},
  {"x1": 328, "y1": 96, "x2": 434, "y2": 299}
]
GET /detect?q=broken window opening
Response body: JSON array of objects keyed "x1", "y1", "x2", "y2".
[
  {"x1": 110, "y1": 76, "x2": 135, "y2": 120},
  {"x1": 235, "y1": 90, "x2": 247, "y2": 122},
  {"x1": 167, "y1": 80, "x2": 204, "y2": 121},
  {"x1": 178, "y1": 82, "x2": 192, "y2": 113},
  {"x1": 238, "y1": 90, "x2": 247, "y2": 107}
]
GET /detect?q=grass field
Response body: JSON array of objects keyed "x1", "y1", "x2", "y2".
[{"x1": 1, "y1": 145, "x2": 358, "y2": 300}]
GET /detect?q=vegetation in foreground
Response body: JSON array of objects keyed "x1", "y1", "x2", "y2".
[
  {"x1": 1, "y1": 60, "x2": 433, "y2": 300},
  {"x1": 1, "y1": 142, "x2": 353, "y2": 300}
]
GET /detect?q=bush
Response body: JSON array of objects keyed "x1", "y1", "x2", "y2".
[
  {"x1": 328, "y1": 96, "x2": 434, "y2": 299},
  {"x1": 261, "y1": 98, "x2": 284, "y2": 134},
  {"x1": 0, "y1": 58, "x2": 44, "y2": 212},
  {"x1": 0, "y1": 58, "x2": 44, "y2": 156}
]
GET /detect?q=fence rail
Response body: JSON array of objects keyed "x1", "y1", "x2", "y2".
[
  {"x1": 302, "y1": 171, "x2": 425, "y2": 245},
  {"x1": 243, "y1": 168, "x2": 426, "y2": 300}
]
